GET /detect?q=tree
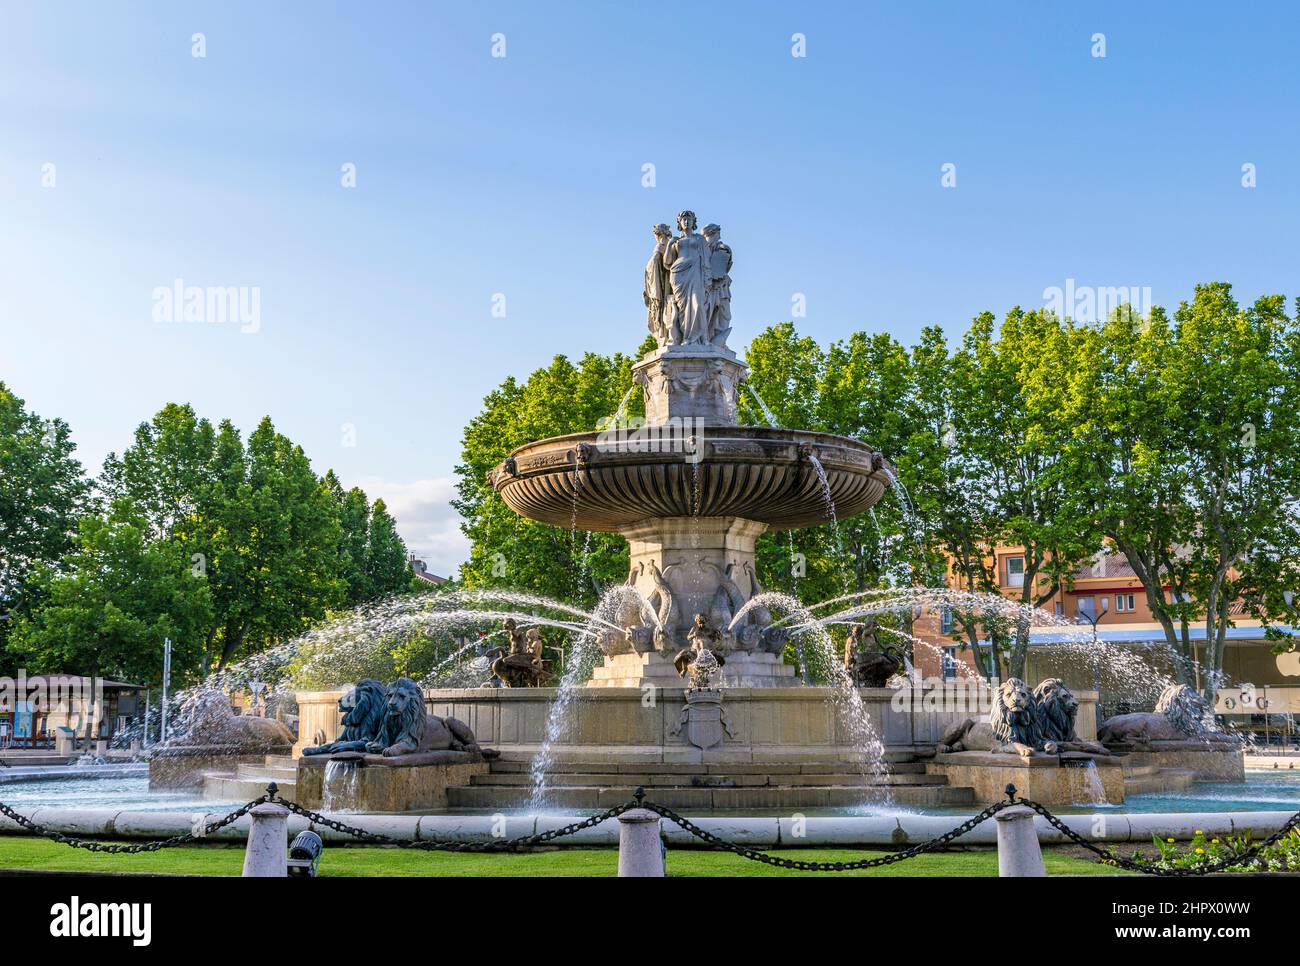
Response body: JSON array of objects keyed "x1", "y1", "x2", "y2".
[
  {"x1": 454, "y1": 349, "x2": 642, "y2": 606},
  {"x1": 902, "y1": 324, "x2": 1006, "y2": 679},
  {"x1": 0, "y1": 382, "x2": 89, "y2": 665},
  {"x1": 100, "y1": 408, "x2": 346, "y2": 674},
  {"x1": 204, "y1": 417, "x2": 343, "y2": 670},
  {"x1": 9, "y1": 499, "x2": 213, "y2": 683},
  {"x1": 957, "y1": 309, "x2": 1101, "y2": 678},
  {"x1": 325, "y1": 475, "x2": 412, "y2": 605},
  {"x1": 99, "y1": 403, "x2": 216, "y2": 540},
  {"x1": 1061, "y1": 286, "x2": 1300, "y2": 696},
  {"x1": 365, "y1": 499, "x2": 411, "y2": 598}
]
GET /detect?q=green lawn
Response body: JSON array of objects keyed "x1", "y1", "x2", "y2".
[{"x1": 0, "y1": 838, "x2": 1123, "y2": 877}]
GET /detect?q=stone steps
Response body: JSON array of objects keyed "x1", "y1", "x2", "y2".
[
  {"x1": 203, "y1": 753, "x2": 302, "y2": 801},
  {"x1": 482, "y1": 759, "x2": 929, "y2": 776},
  {"x1": 447, "y1": 783, "x2": 973, "y2": 810},
  {"x1": 235, "y1": 763, "x2": 297, "y2": 781},
  {"x1": 204, "y1": 776, "x2": 298, "y2": 802},
  {"x1": 447, "y1": 751, "x2": 969, "y2": 809},
  {"x1": 469, "y1": 770, "x2": 946, "y2": 788},
  {"x1": 1124, "y1": 768, "x2": 1198, "y2": 796},
  {"x1": 1121, "y1": 763, "x2": 1161, "y2": 778}
]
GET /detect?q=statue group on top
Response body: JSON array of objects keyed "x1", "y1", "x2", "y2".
[{"x1": 644, "y1": 210, "x2": 733, "y2": 349}]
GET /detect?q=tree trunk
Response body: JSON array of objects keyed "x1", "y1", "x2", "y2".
[{"x1": 217, "y1": 622, "x2": 248, "y2": 672}]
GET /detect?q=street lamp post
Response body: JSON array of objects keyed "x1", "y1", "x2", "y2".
[{"x1": 160, "y1": 638, "x2": 172, "y2": 744}]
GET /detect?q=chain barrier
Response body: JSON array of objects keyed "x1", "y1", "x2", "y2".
[
  {"x1": 0, "y1": 794, "x2": 271, "y2": 854},
  {"x1": 1011, "y1": 794, "x2": 1300, "y2": 876},
  {"x1": 2, "y1": 780, "x2": 1299, "y2": 874}
]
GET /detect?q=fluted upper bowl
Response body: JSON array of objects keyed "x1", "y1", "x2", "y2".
[{"x1": 488, "y1": 426, "x2": 892, "y2": 532}]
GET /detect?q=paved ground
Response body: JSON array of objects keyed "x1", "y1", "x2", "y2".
[{"x1": 1244, "y1": 754, "x2": 1300, "y2": 769}]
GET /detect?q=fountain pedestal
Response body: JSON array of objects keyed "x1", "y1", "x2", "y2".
[
  {"x1": 589, "y1": 650, "x2": 797, "y2": 688},
  {"x1": 594, "y1": 515, "x2": 796, "y2": 687},
  {"x1": 927, "y1": 751, "x2": 1126, "y2": 806},
  {"x1": 297, "y1": 752, "x2": 489, "y2": 812},
  {"x1": 631, "y1": 344, "x2": 747, "y2": 424}
]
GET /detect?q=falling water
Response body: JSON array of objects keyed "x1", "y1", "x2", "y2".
[
  {"x1": 730, "y1": 591, "x2": 893, "y2": 800},
  {"x1": 788, "y1": 531, "x2": 811, "y2": 684},
  {"x1": 527, "y1": 585, "x2": 655, "y2": 809},
  {"x1": 133, "y1": 573, "x2": 1248, "y2": 810},
  {"x1": 877, "y1": 625, "x2": 981, "y2": 680},
  {"x1": 744, "y1": 382, "x2": 779, "y2": 427},
  {"x1": 782, "y1": 586, "x2": 1187, "y2": 706},
  {"x1": 1070, "y1": 760, "x2": 1109, "y2": 807},
  {"x1": 322, "y1": 759, "x2": 359, "y2": 812},
  {"x1": 806, "y1": 453, "x2": 839, "y2": 531},
  {"x1": 805, "y1": 451, "x2": 853, "y2": 597},
  {"x1": 878, "y1": 465, "x2": 926, "y2": 565},
  {"x1": 607, "y1": 385, "x2": 637, "y2": 427}
]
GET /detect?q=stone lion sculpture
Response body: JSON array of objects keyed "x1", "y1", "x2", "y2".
[
  {"x1": 1098, "y1": 684, "x2": 1239, "y2": 746},
  {"x1": 938, "y1": 678, "x2": 1046, "y2": 758},
  {"x1": 1034, "y1": 678, "x2": 1109, "y2": 755},
  {"x1": 302, "y1": 678, "x2": 387, "y2": 756},
  {"x1": 180, "y1": 691, "x2": 296, "y2": 752},
  {"x1": 365, "y1": 678, "x2": 484, "y2": 758}
]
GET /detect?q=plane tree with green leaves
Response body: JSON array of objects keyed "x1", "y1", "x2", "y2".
[
  {"x1": 453, "y1": 347, "x2": 645, "y2": 608},
  {"x1": 1058, "y1": 285, "x2": 1300, "y2": 694},
  {"x1": 0, "y1": 383, "x2": 90, "y2": 670},
  {"x1": 9, "y1": 400, "x2": 416, "y2": 684}
]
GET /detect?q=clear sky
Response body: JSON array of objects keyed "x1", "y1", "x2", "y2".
[{"x1": 2, "y1": 1, "x2": 1297, "y2": 576}]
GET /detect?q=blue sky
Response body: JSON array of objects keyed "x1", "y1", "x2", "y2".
[{"x1": 2, "y1": 1, "x2": 1297, "y2": 575}]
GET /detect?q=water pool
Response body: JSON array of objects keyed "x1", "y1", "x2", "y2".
[
  {"x1": 0, "y1": 776, "x2": 239, "y2": 813},
  {"x1": 1, "y1": 770, "x2": 1297, "y2": 818}
]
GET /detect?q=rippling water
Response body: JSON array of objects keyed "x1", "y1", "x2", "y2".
[{"x1": 0, "y1": 777, "x2": 239, "y2": 812}]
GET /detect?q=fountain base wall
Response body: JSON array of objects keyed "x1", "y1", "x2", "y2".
[
  {"x1": 1112, "y1": 746, "x2": 1246, "y2": 782},
  {"x1": 927, "y1": 752, "x2": 1127, "y2": 806},
  {"x1": 296, "y1": 756, "x2": 489, "y2": 812},
  {"x1": 149, "y1": 746, "x2": 293, "y2": 790},
  {"x1": 298, "y1": 684, "x2": 1100, "y2": 764}
]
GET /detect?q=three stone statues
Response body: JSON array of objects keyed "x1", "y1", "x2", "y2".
[{"x1": 645, "y1": 210, "x2": 733, "y2": 350}]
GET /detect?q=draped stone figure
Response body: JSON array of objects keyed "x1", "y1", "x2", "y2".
[
  {"x1": 702, "y1": 223, "x2": 732, "y2": 346},
  {"x1": 661, "y1": 210, "x2": 713, "y2": 345},
  {"x1": 643, "y1": 224, "x2": 673, "y2": 346}
]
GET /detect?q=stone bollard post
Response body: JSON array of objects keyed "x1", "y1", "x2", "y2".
[
  {"x1": 994, "y1": 805, "x2": 1046, "y2": 877},
  {"x1": 242, "y1": 802, "x2": 290, "y2": 877},
  {"x1": 617, "y1": 809, "x2": 664, "y2": 877}
]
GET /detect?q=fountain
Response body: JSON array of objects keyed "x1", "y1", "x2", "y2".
[
  {"x1": 0, "y1": 216, "x2": 1262, "y2": 822},
  {"x1": 488, "y1": 211, "x2": 891, "y2": 690},
  {"x1": 280, "y1": 211, "x2": 1229, "y2": 813},
  {"x1": 284, "y1": 212, "x2": 984, "y2": 812}
]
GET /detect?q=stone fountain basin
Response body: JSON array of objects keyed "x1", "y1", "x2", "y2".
[{"x1": 489, "y1": 426, "x2": 892, "y2": 530}]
